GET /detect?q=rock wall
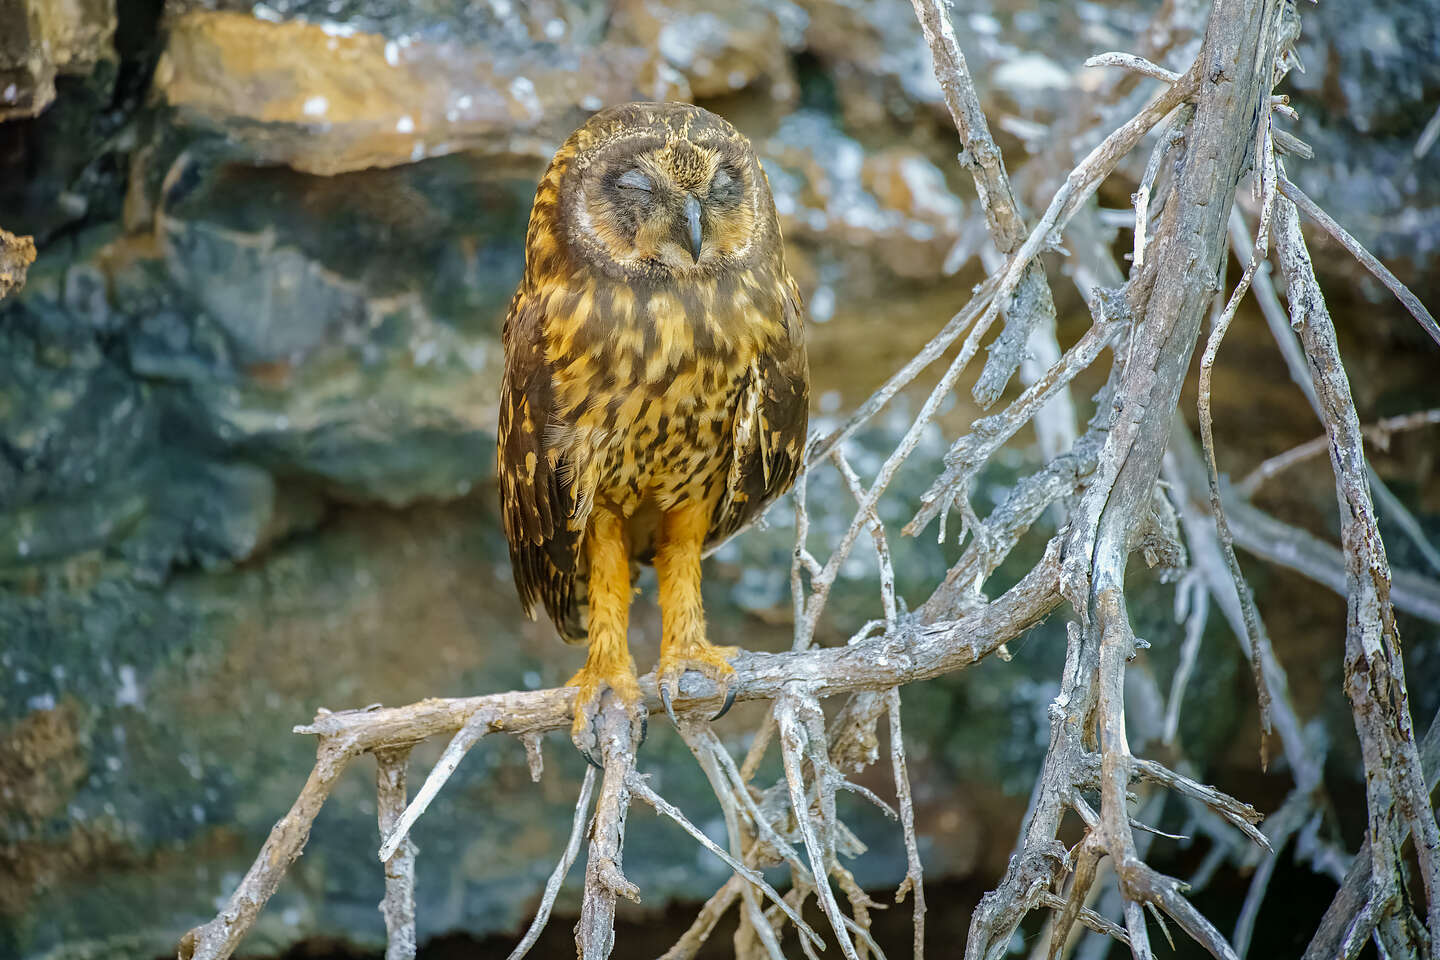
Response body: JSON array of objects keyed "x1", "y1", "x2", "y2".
[{"x1": 1, "y1": 1, "x2": 1437, "y2": 957}]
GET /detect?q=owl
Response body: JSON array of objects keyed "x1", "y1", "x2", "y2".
[{"x1": 497, "y1": 101, "x2": 810, "y2": 754}]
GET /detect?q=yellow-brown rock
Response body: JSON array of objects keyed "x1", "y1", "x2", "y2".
[
  {"x1": 764, "y1": 114, "x2": 965, "y2": 281},
  {"x1": 0, "y1": 0, "x2": 116, "y2": 120},
  {"x1": 0, "y1": 229, "x2": 37, "y2": 298},
  {"x1": 153, "y1": 10, "x2": 653, "y2": 175}
]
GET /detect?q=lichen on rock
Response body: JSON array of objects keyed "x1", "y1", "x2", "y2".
[{"x1": 0, "y1": 229, "x2": 36, "y2": 299}]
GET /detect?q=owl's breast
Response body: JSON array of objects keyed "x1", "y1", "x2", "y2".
[
  {"x1": 545, "y1": 269, "x2": 780, "y2": 408},
  {"x1": 601, "y1": 373, "x2": 744, "y2": 514},
  {"x1": 540, "y1": 268, "x2": 786, "y2": 515}
]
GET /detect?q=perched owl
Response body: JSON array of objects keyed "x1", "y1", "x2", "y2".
[{"x1": 497, "y1": 101, "x2": 809, "y2": 752}]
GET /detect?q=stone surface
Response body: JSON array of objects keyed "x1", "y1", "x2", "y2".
[
  {"x1": 152, "y1": 0, "x2": 803, "y2": 176},
  {"x1": 0, "y1": 229, "x2": 36, "y2": 297},
  {"x1": 4, "y1": 500, "x2": 818, "y2": 957},
  {"x1": 0, "y1": 0, "x2": 116, "y2": 120},
  {"x1": 764, "y1": 111, "x2": 966, "y2": 284}
]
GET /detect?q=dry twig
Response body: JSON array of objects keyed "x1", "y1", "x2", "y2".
[
  {"x1": 1233, "y1": 211, "x2": 1440, "y2": 579},
  {"x1": 504, "y1": 767, "x2": 597, "y2": 960},
  {"x1": 1195, "y1": 130, "x2": 1279, "y2": 768},
  {"x1": 1278, "y1": 176, "x2": 1440, "y2": 347},
  {"x1": 376, "y1": 748, "x2": 417, "y2": 960},
  {"x1": 1273, "y1": 181, "x2": 1440, "y2": 949},
  {"x1": 1237, "y1": 408, "x2": 1440, "y2": 499}
]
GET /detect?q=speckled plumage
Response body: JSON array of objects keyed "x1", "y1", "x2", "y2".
[{"x1": 497, "y1": 102, "x2": 808, "y2": 732}]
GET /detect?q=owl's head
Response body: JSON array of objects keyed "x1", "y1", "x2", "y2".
[{"x1": 553, "y1": 102, "x2": 778, "y2": 282}]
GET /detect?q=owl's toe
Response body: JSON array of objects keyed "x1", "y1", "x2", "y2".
[
  {"x1": 568, "y1": 662, "x2": 645, "y2": 768},
  {"x1": 656, "y1": 642, "x2": 740, "y2": 724}
]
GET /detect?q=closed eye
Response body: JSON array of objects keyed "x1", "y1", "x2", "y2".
[
  {"x1": 709, "y1": 166, "x2": 740, "y2": 203},
  {"x1": 617, "y1": 169, "x2": 652, "y2": 193}
]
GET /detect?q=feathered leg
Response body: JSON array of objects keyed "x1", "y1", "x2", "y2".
[
  {"x1": 655, "y1": 501, "x2": 738, "y2": 721},
  {"x1": 568, "y1": 505, "x2": 642, "y2": 762}
]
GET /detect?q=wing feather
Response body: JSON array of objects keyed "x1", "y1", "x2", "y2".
[
  {"x1": 707, "y1": 277, "x2": 810, "y2": 550},
  {"x1": 498, "y1": 288, "x2": 587, "y2": 641}
]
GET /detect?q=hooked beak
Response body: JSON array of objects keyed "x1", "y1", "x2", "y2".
[{"x1": 683, "y1": 193, "x2": 703, "y2": 263}]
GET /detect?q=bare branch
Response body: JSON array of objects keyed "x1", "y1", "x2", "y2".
[
  {"x1": 1129, "y1": 758, "x2": 1268, "y2": 851},
  {"x1": 920, "y1": 429, "x2": 1104, "y2": 622},
  {"x1": 910, "y1": 309, "x2": 1122, "y2": 538},
  {"x1": 1274, "y1": 183, "x2": 1440, "y2": 945},
  {"x1": 832, "y1": 448, "x2": 898, "y2": 630},
  {"x1": 658, "y1": 877, "x2": 743, "y2": 960},
  {"x1": 376, "y1": 748, "x2": 417, "y2": 960},
  {"x1": 178, "y1": 739, "x2": 360, "y2": 960},
  {"x1": 677, "y1": 723, "x2": 789, "y2": 960},
  {"x1": 887, "y1": 689, "x2": 926, "y2": 960},
  {"x1": 777, "y1": 691, "x2": 862, "y2": 960},
  {"x1": 966, "y1": 843, "x2": 1068, "y2": 960},
  {"x1": 521, "y1": 732, "x2": 545, "y2": 782},
  {"x1": 1278, "y1": 176, "x2": 1440, "y2": 348},
  {"x1": 1236, "y1": 408, "x2": 1440, "y2": 500},
  {"x1": 1053, "y1": 5, "x2": 1292, "y2": 959},
  {"x1": 180, "y1": 541, "x2": 1057, "y2": 958},
  {"x1": 576, "y1": 697, "x2": 644, "y2": 960},
  {"x1": 292, "y1": 544, "x2": 1056, "y2": 751},
  {"x1": 909, "y1": 0, "x2": 1028, "y2": 251},
  {"x1": 1133, "y1": 105, "x2": 1193, "y2": 270},
  {"x1": 1084, "y1": 52, "x2": 1182, "y2": 85},
  {"x1": 503, "y1": 767, "x2": 596, "y2": 960},
  {"x1": 806, "y1": 276, "x2": 1000, "y2": 468},
  {"x1": 1162, "y1": 573, "x2": 1208, "y2": 746},
  {"x1": 1304, "y1": 708, "x2": 1440, "y2": 960},
  {"x1": 1416, "y1": 103, "x2": 1440, "y2": 159},
  {"x1": 379, "y1": 708, "x2": 494, "y2": 862},
  {"x1": 626, "y1": 771, "x2": 824, "y2": 951},
  {"x1": 1036, "y1": 891, "x2": 1131, "y2": 949},
  {"x1": 910, "y1": 0, "x2": 1072, "y2": 408}
]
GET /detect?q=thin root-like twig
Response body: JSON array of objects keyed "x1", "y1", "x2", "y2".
[
  {"x1": 379, "y1": 708, "x2": 494, "y2": 862},
  {"x1": 1196, "y1": 144, "x2": 1280, "y2": 765},
  {"x1": 658, "y1": 876, "x2": 743, "y2": 960},
  {"x1": 1236, "y1": 408, "x2": 1440, "y2": 500},
  {"x1": 626, "y1": 771, "x2": 825, "y2": 951},
  {"x1": 887, "y1": 689, "x2": 927, "y2": 960},
  {"x1": 779, "y1": 690, "x2": 863, "y2": 960},
  {"x1": 505, "y1": 767, "x2": 598, "y2": 960},
  {"x1": 1084, "y1": 51, "x2": 1183, "y2": 85}
]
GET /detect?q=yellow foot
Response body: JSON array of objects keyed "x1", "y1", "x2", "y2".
[
  {"x1": 567, "y1": 663, "x2": 645, "y2": 767},
  {"x1": 656, "y1": 641, "x2": 740, "y2": 724}
]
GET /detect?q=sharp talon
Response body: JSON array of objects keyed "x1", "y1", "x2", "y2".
[
  {"x1": 581, "y1": 747, "x2": 604, "y2": 770},
  {"x1": 638, "y1": 712, "x2": 648, "y2": 747},
  {"x1": 660, "y1": 681, "x2": 679, "y2": 727},
  {"x1": 712, "y1": 685, "x2": 736, "y2": 721}
]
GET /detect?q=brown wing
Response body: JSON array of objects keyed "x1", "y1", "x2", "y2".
[
  {"x1": 707, "y1": 276, "x2": 810, "y2": 551},
  {"x1": 497, "y1": 287, "x2": 587, "y2": 641}
]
